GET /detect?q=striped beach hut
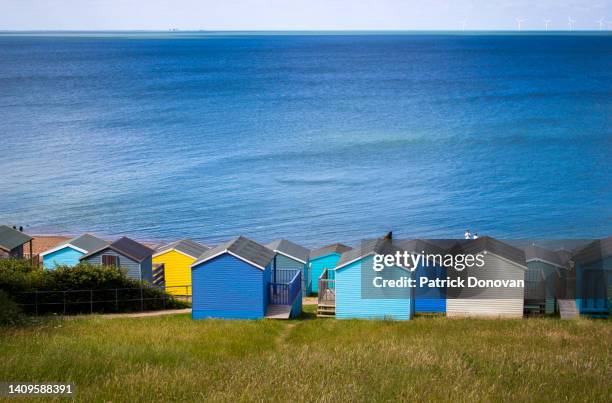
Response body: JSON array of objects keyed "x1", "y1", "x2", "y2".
[
  {"x1": 446, "y1": 236, "x2": 526, "y2": 318},
  {"x1": 396, "y1": 239, "x2": 448, "y2": 314},
  {"x1": 0, "y1": 225, "x2": 32, "y2": 260},
  {"x1": 40, "y1": 234, "x2": 108, "y2": 269},
  {"x1": 266, "y1": 239, "x2": 311, "y2": 294},
  {"x1": 308, "y1": 243, "x2": 352, "y2": 294},
  {"x1": 572, "y1": 237, "x2": 612, "y2": 317},
  {"x1": 523, "y1": 244, "x2": 571, "y2": 315},
  {"x1": 153, "y1": 239, "x2": 210, "y2": 297},
  {"x1": 80, "y1": 236, "x2": 154, "y2": 283},
  {"x1": 332, "y1": 238, "x2": 414, "y2": 320},
  {"x1": 191, "y1": 236, "x2": 302, "y2": 320}
]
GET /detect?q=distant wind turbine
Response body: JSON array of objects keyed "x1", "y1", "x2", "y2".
[
  {"x1": 544, "y1": 19, "x2": 551, "y2": 31},
  {"x1": 460, "y1": 19, "x2": 468, "y2": 31},
  {"x1": 568, "y1": 16, "x2": 576, "y2": 31},
  {"x1": 596, "y1": 18, "x2": 605, "y2": 31},
  {"x1": 516, "y1": 18, "x2": 527, "y2": 31}
]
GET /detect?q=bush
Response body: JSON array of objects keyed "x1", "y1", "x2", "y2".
[
  {"x1": 0, "y1": 290, "x2": 26, "y2": 326},
  {"x1": 0, "y1": 260, "x2": 188, "y2": 315}
]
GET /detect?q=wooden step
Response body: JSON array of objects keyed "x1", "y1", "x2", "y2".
[
  {"x1": 558, "y1": 299, "x2": 579, "y2": 319},
  {"x1": 265, "y1": 304, "x2": 292, "y2": 319},
  {"x1": 317, "y1": 304, "x2": 335, "y2": 317}
]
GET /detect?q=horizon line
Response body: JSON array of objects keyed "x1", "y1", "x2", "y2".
[{"x1": 0, "y1": 29, "x2": 610, "y2": 33}]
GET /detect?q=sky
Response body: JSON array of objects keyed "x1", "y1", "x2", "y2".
[{"x1": 1, "y1": 0, "x2": 611, "y2": 31}]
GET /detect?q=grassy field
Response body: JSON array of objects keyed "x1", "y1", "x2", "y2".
[{"x1": 0, "y1": 306, "x2": 610, "y2": 402}]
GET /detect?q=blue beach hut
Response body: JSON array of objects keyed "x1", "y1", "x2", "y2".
[
  {"x1": 80, "y1": 236, "x2": 154, "y2": 283},
  {"x1": 40, "y1": 234, "x2": 108, "y2": 269},
  {"x1": 331, "y1": 238, "x2": 414, "y2": 320},
  {"x1": 572, "y1": 237, "x2": 612, "y2": 317},
  {"x1": 191, "y1": 236, "x2": 302, "y2": 320},
  {"x1": 309, "y1": 243, "x2": 352, "y2": 294},
  {"x1": 266, "y1": 239, "x2": 311, "y2": 294},
  {"x1": 396, "y1": 239, "x2": 447, "y2": 314}
]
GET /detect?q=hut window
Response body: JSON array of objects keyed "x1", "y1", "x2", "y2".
[{"x1": 102, "y1": 255, "x2": 118, "y2": 267}]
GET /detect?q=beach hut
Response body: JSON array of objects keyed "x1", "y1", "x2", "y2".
[
  {"x1": 40, "y1": 234, "x2": 108, "y2": 269},
  {"x1": 80, "y1": 236, "x2": 154, "y2": 283},
  {"x1": 0, "y1": 225, "x2": 32, "y2": 260},
  {"x1": 523, "y1": 244, "x2": 571, "y2": 315},
  {"x1": 396, "y1": 239, "x2": 447, "y2": 314},
  {"x1": 331, "y1": 238, "x2": 414, "y2": 320},
  {"x1": 572, "y1": 237, "x2": 612, "y2": 317},
  {"x1": 308, "y1": 243, "x2": 352, "y2": 294},
  {"x1": 446, "y1": 236, "x2": 526, "y2": 318},
  {"x1": 152, "y1": 239, "x2": 210, "y2": 297},
  {"x1": 191, "y1": 236, "x2": 302, "y2": 320},
  {"x1": 266, "y1": 239, "x2": 311, "y2": 294}
]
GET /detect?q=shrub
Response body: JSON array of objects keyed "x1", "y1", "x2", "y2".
[
  {"x1": 0, "y1": 260, "x2": 188, "y2": 315},
  {"x1": 0, "y1": 290, "x2": 26, "y2": 326}
]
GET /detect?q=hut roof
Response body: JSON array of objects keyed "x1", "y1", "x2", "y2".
[
  {"x1": 265, "y1": 239, "x2": 310, "y2": 264},
  {"x1": 154, "y1": 239, "x2": 210, "y2": 259},
  {"x1": 524, "y1": 244, "x2": 569, "y2": 268},
  {"x1": 192, "y1": 236, "x2": 274, "y2": 270},
  {"x1": 40, "y1": 233, "x2": 108, "y2": 257},
  {"x1": 81, "y1": 236, "x2": 153, "y2": 263},
  {"x1": 395, "y1": 239, "x2": 447, "y2": 255},
  {"x1": 0, "y1": 225, "x2": 32, "y2": 252},
  {"x1": 452, "y1": 236, "x2": 526, "y2": 268},
  {"x1": 310, "y1": 243, "x2": 352, "y2": 260},
  {"x1": 572, "y1": 237, "x2": 612, "y2": 265},
  {"x1": 335, "y1": 238, "x2": 409, "y2": 271}
]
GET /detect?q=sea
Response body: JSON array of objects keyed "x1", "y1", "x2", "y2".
[{"x1": 0, "y1": 32, "x2": 610, "y2": 247}]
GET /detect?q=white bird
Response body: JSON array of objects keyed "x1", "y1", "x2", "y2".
[
  {"x1": 516, "y1": 18, "x2": 527, "y2": 31},
  {"x1": 544, "y1": 19, "x2": 551, "y2": 31},
  {"x1": 568, "y1": 16, "x2": 576, "y2": 31}
]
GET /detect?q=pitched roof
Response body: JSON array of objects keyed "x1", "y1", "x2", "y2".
[
  {"x1": 40, "y1": 233, "x2": 108, "y2": 257},
  {"x1": 395, "y1": 239, "x2": 447, "y2": 256},
  {"x1": 524, "y1": 244, "x2": 569, "y2": 268},
  {"x1": 191, "y1": 236, "x2": 275, "y2": 270},
  {"x1": 572, "y1": 237, "x2": 612, "y2": 265},
  {"x1": 452, "y1": 236, "x2": 527, "y2": 268},
  {"x1": 335, "y1": 238, "x2": 409, "y2": 271},
  {"x1": 310, "y1": 243, "x2": 352, "y2": 260},
  {"x1": 80, "y1": 236, "x2": 153, "y2": 263},
  {"x1": 0, "y1": 225, "x2": 32, "y2": 252},
  {"x1": 154, "y1": 239, "x2": 210, "y2": 259},
  {"x1": 265, "y1": 239, "x2": 310, "y2": 264}
]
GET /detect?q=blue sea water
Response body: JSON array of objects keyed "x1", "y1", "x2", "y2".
[{"x1": 0, "y1": 33, "x2": 610, "y2": 246}]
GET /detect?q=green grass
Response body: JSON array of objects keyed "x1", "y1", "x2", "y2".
[{"x1": 0, "y1": 306, "x2": 610, "y2": 402}]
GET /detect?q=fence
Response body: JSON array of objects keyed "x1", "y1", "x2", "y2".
[
  {"x1": 12, "y1": 285, "x2": 187, "y2": 316},
  {"x1": 270, "y1": 269, "x2": 301, "y2": 305},
  {"x1": 318, "y1": 268, "x2": 336, "y2": 306},
  {"x1": 160, "y1": 285, "x2": 192, "y2": 303}
]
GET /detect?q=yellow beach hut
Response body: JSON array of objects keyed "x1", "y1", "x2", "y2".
[{"x1": 152, "y1": 239, "x2": 210, "y2": 297}]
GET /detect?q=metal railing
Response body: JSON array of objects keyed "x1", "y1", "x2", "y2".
[
  {"x1": 159, "y1": 285, "x2": 192, "y2": 303},
  {"x1": 318, "y1": 268, "x2": 336, "y2": 306},
  {"x1": 12, "y1": 285, "x2": 188, "y2": 316},
  {"x1": 270, "y1": 269, "x2": 301, "y2": 305}
]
